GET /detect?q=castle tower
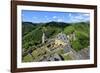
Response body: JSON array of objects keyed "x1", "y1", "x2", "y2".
[{"x1": 42, "y1": 32, "x2": 45, "y2": 44}]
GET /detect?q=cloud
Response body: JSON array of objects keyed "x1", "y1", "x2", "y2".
[
  {"x1": 68, "y1": 13, "x2": 90, "y2": 23},
  {"x1": 53, "y1": 16, "x2": 57, "y2": 19},
  {"x1": 83, "y1": 14, "x2": 90, "y2": 16},
  {"x1": 57, "y1": 19, "x2": 63, "y2": 22},
  {"x1": 45, "y1": 16, "x2": 48, "y2": 18},
  {"x1": 74, "y1": 14, "x2": 90, "y2": 21},
  {"x1": 74, "y1": 15, "x2": 84, "y2": 20}
]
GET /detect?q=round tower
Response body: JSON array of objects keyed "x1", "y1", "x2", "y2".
[{"x1": 42, "y1": 32, "x2": 45, "y2": 44}]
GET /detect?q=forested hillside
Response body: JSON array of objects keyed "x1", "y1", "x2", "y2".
[{"x1": 22, "y1": 21, "x2": 89, "y2": 52}]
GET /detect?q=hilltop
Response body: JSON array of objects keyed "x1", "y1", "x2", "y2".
[{"x1": 22, "y1": 21, "x2": 90, "y2": 62}]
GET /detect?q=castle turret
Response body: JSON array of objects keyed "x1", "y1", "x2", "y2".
[{"x1": 42, "y1": 32, "x2": 46, "y2": 44}]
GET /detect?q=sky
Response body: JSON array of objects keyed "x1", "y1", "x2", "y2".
[{"x1": 22, "y1": 10, "x2": 90, "y2": 23}]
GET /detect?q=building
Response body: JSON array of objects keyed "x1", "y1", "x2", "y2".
[
  {"x1": 67, "y1": 32, "x2": 76, "y2": 41},
  {"x1": 55, "y1": 32, "x2": 69, "y2": 46}
]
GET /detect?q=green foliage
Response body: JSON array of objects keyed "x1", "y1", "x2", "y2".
[
  {"x1": 71, "y1": 25, "x2": 89, "y2": 51},
  {"x1": 64, "y1": 25, "x2": 75, "y2": 35},
  {"x1": 22, "y1": 21, "x2": 90, "y2": 52},
  {"x1": 45, "y1": 26, "x2": 62, "y2": 38},
  {"x1": 61, "y1": 54, "x2": 72, "y2": 60},
  {"x1": 23, "y1": 54, "x2": 33, "y2": 62},
  {"x1": 76, "y1": 31, "x2": 89, "y2": 48},
  {"x1": 63, "y1": 22, "x2": 89, "y2": 52},
  {"x1": 22, "y1": 22, "x2": 37, "y2": 36},
  {"x1": 71, "y1": 40, "x2": 82, "y2": 52},
  {"x1": 22, "y1": 27, "x2": 42, "y2": 50}
]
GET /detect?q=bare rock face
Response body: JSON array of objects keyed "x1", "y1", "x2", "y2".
[
  {"x1": 38, "y1": 53, "x2": 64, "y2": 61},
  {"x1": 78, "y1": 47, "x2": 90, "y2": 59}
]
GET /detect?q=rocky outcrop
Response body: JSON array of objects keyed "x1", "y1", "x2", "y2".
[{"x1": 23, "y1": 32, "x2": 90, "y2": 62}]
